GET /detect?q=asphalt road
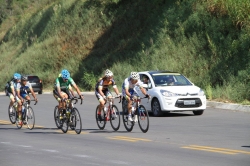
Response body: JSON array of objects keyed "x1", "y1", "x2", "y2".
[{"x1": 0, "y1": 94, "x2": 250, "y2": 166}]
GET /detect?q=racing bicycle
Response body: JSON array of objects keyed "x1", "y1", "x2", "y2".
[
  {"x1": 54, "y1": 97, "x2": 83, "y2": 134},
  {"x1": 122, "y1": 96, "x2": 149, "y2": 133},
  {"x1": 95, "y1": 96, "x2": 121, "y2": 131},
  {"x1": 16, "y1": 100, "x2": 37, "y2": 130}
]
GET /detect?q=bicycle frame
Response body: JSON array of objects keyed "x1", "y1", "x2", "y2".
[{"x1": 104, "y1": 97, "x2": 121, "y2": 121}]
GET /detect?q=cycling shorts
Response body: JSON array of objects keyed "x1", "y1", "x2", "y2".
[
  {"x1": 53, "y1": 89, "x2": 73, "y2": 101},
  {"x1": 95, "y1": 90, "x2": 112, "y2": 102}
]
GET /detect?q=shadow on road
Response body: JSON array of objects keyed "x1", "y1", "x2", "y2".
[{"x1": 241, "y1": 146, "x2": 250, "y2": 148}]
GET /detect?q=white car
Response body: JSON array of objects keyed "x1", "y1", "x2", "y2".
[{"x1": 138, "y1": 71, "x2": 206, "y2": 116}]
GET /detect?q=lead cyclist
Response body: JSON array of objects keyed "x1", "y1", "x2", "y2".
[
  {"x1": 122, "y1": 72, "x2": 150, "y2": 122},
  {"x1": 53, "y1": 69, "x2": 84, "y2": 119}
]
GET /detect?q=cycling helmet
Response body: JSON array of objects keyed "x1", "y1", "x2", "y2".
[
  {"x1": 105, "y1": 69, "x2": 113, "y2": 77},
  {"x1": 21, "y1": 75, "x2": 28, "y2": 81},
  {"x1": 61, "y1": 69, "x2": 70, "y2": 79},
  {"x1": 13, "y1": 73, "x2": 21, "y2": 80},
  {"x1": 130, "y1": 72, "x2": 140, "y2": 80}
]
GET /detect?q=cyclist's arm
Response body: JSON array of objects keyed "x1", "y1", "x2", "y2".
[
  {"x1": 139, "y1": 86, "x2": 148, "y2": 96},
  {"x1": 125, "y1": 88, "x2": 131, "y2": 98},
  {"x1": 29, "y1": 87, "x2": 37, "y2": 101},
  {"x1": 98, "y1": 86, "x2": 105, "y2": 98},
  {"x1": 72, "y1": 84, "x2": 82, "y2": 97},
  {"x1": 10, "y1": 86, "x2": 16, "y2": 97},
  {"x1": 16, "y1": 90, "x2": 23, "y2": 102}
]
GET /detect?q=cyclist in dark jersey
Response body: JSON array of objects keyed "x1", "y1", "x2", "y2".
[
  {"x1": 95, "y1": 69, "x2": 120, "y2": 120},
  {"x1": 53, "y1": 69, "x2": 83, "y2": 116}
]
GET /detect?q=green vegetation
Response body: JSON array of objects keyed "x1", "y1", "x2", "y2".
[{"x1": 0, "y1": 0, "x2": 249, "y2": 103}]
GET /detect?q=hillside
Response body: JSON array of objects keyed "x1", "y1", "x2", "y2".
[{"x1": 0, "y1": 0, "x2": 249, "y2": 103}]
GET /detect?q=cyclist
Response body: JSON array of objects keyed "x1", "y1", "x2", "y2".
[
  {"x1": 95, "y1": 69, "x2": 120, "y2": 120},
  {"x1": 16, "y1": 76, "x2": 38, "y2": 125},
  {"x1": 122, "y1": 72, "x2": 149, "y2": 122},
  {"x1": 6, "y1": 73, "x2": 22, "y2": 114},
  {"x1": 53, "y1": 69, "x2": 83, "y2": 119}
]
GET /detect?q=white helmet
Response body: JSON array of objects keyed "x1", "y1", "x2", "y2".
[
  {"x1": 105, "y1": 69, "x2": 113, "y2": 77},
  {"x1": 130, "y1": 72, "x2": 140, "y2": 80}
]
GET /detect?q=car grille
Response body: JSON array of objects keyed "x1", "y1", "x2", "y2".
[{"x1": 175, "y1": 98, "x2": 202, "y2": 108}]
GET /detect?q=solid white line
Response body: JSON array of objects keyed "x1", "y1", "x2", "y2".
[{"x1": 74, "y1": 154, "x2": 92, "y2": 158}]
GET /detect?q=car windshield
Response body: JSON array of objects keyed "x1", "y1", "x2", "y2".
[
  {"x1": 28, "y1": 76, "x2": 40, "y2": 83},
  {"x1": 151, "y1": 73, "x2": 193, "y2": 86}
]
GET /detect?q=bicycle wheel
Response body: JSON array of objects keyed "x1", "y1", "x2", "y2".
[
  {"x1": 54, "y1": 106, "x2": 61, "y2": 129},
  {"x1": 95, "y1": 105, "x2": 106, "y2": 130},
  {"x1": 61, "y1": 113, "x2": 68, "y2": 133},
  {"x1": 122, "y1": 99, "x2": 134, "y2": 132},
  {"x1": 15, "y1": 112, "x2": 23, "y2": 129},
  {"x1": 110, "y1": 105, "x2": 120, "y2": 131},
  {"x1": 8, "y1": 106, "x2": 16, "y2": 124},
  {"x1": 71, "y1": 108, "x2": 82, "y2": 134},
  {"x1": 26, "y1": 106, "x2": 35, "y2": 130},
  {"x1": 138, "y1": 105, "x2": 149, "y2": 133}
]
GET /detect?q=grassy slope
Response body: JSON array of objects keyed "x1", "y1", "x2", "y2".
[{"x1": 0, "y1": 0, "x2": 249, "y2": 103}]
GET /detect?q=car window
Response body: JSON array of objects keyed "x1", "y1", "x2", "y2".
[
  {"x1": 152, "y1": 73, "x2": 192, "y2": 86},
  {"x1": 140, "y1": 74, "x2": 152, "y2": 88},
  {"x1": 28, "y1": 76, "x2": 40, "y2": 83}
]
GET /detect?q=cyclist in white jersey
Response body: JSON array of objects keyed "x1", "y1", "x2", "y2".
[{"x1": 122, "y1": 72, "x2": 149, "y2": 122}]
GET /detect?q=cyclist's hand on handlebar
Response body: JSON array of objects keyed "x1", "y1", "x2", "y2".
[
  {"x1": 145, "y1": 94, "x2": 150, "y2": 99},
  {"x1": 79, "y1": 95, "x2": 84, "y2": 100}
]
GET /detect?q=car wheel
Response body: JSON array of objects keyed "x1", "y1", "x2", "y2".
[
  {"x1": 193, "y1": 110, "x2": 204, "y2": 116},
  {"x1": 38, "y1": 90, "x2": 42, "y2": 94},
  {"x1": 151, "y1": 99, "x2": 163, "y2": 117}
]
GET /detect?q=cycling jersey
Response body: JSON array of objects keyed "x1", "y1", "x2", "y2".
[
  {"x1": 122, "y1": 77, "x2": 143, "y2": 98},
  {"x1": 7, "y1": 80, "x2": 18, "y2": 93},
  {"x1": 54, "y1": 77, "x2": 75, "y2": 91},
  {"x1": 16, "y1": 82, "x2": 32, "y2": 98},
  {"x1": 95, "y1": 78, "x2": 117, "y2": 92}
]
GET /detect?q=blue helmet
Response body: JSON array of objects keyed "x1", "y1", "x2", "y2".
[
  {"x1": 61, "y1": 69, "x2": 70, "y2": 79},
  {"x1": 13, "y1": 73, "x2": 21, "y2": 80}
]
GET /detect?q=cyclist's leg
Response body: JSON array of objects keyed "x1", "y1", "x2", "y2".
[
  {"x1": 95, "y1": 91, "x2": 105, "y2": 114},
  {"x1": 8, "y1": 93, "x2": 15, "y2": 112}
]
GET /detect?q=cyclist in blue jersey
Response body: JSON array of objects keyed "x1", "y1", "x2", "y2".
[{"x1": 16, "y1": 76, "x2": 38, "y2": 125}]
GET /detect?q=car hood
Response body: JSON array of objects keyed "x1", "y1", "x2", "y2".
[{"x1": 155, "y1": 85, "x2": 201, "y2": 95}]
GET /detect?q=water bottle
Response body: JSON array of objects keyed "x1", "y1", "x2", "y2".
[
  {"x1": 104, "y1": 106, "x2": 107, "y2": 114},
  {"x1": 22, "y1": 106, "x2": 25, "y2": 113},
  {"x1": 66, "y1": 109, "x2": 71, "y2": 118},
  {"x1": 131, "y1": 106, "x2": 135, "y2": 114}
]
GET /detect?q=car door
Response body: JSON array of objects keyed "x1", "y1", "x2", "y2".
[{"x1": 139, "y1": 73, "x2": 152, "y2": 111}]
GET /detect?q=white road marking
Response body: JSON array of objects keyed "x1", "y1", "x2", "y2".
[
  {"x1": 74, "y1": 154, "x2": 92, "y2": 158},
  {"x1": 18, "y1": 145, "x2": 32, "y2": 148},
  {"x1": 42, "y1": 149, "x2": 59, "y2": 153},
  {"x1": 0, "y1": 142, "x2": 11, "y2": 144}
]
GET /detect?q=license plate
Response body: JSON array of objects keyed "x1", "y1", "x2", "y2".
[{"x1": 184, "y1": 100, "x2": 196, "y2": 105}]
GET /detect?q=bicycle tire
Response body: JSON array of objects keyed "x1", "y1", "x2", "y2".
[
  {"x1": 138, "y1": 105, "x2": 149, "y2": 133},
  {"x1": 61, "y1": 114, "x2": 68, "y2": 133},
  {"x1": 8, "y1": 106, "x2": 16, "y2": 124},
  {"x1": 54, "y1": 106, "x2": 61, "y2": 129},
  {"x1": 26, "y1": 106, "x2": 35, "y2": 130},
  {"x1": 110, "y1": 105, "x2": 120, "y2": 131},
  {"x1": 122, "y1": 99, "x2": 134, "y2": 132},
  {"x1": 71, "y1": 108, "x2": 82, "y2": 134},
  {"x1": 95, "y1": 105, "x2": 106, "y2": 130}
]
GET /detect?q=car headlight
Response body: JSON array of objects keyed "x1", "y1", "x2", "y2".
[
  {"x1": 198, "y1": 89, "x2": 205, "y2": 96},
  {"x1": 160, "y1": 90, "x2": 178, "y2": 97}
]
